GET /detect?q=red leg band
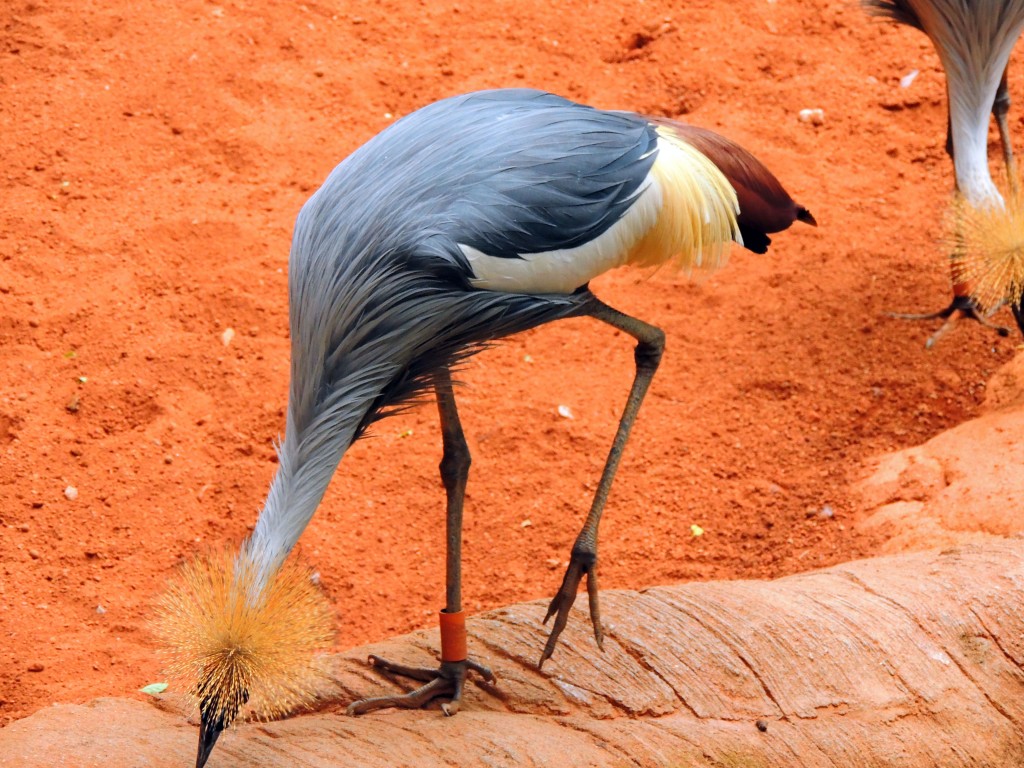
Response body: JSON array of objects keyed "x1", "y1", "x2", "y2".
[{"x1": 439, "y1": 609, "x2": 467, "y2": 662}]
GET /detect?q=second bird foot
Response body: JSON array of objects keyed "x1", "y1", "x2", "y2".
[
  {"x1": 888, "y1": 295, "x2": 1010, "y2": 348},
  {"x1": 346, "y1": 655, "x2": 495, "y2": 717}
]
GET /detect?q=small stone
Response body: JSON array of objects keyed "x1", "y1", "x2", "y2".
[
  {"x1": 899, "y1": 69, "x2": 919, "y2": 88},
  {"x1": 756, "y1": 719, "x2": 768, "y2": 732},
  {"x1": 28, "y1": 549, "x2": 40, "y2": 559},
  {"x1": 64, "y1": 485, "x2": 78, "y2": 501},
  {"x1": 221, "y1": 327, "x2": 235, "y2": 346},
  {"x1": 798, "y1": 108, "x2": 825, "y2": 126},
  {"x1": 17, "y1": 523, "x2": 30, "y2": 532},
  {"x1": 96, "y1": 604, "x2": 107, "y2": 615},
  {"x1": 27, "y1": 662, "x2": 44, "y2": 672}
]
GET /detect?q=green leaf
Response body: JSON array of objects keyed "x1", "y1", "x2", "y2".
[{"x1": 139, "y1": 682, "x2": 168, "y2": 696}]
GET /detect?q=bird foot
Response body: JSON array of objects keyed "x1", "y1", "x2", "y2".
[
  {"x1": 346, "y1": 656, "x2": 495, "y2": 716},
  {"x1": 539, "y1": 549, "x2": 603, "y2": 668},
  {"x1": 887, "y1": 295, "x2": 1009, "y2": 348}
]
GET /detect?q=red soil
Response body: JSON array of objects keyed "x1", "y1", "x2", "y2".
[{"x1": 2, "y1": 0, "x2": 1021, "y2": 726}]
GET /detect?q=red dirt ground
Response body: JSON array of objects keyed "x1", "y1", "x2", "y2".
[{"x1": 2, "y1": 0, "x2": 1022, "y2": 727}]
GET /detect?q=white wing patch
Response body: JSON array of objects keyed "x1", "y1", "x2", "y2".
[
  {"x1": 462, "y1": 180, "x2": 662, "y2": 294},
  {"x1": 464, "y1": 132, "x2": 740, "y2": 295}
]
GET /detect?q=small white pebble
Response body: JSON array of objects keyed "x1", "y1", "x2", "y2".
[
  {"x1": 521, "y1": 519, "x2": 532, "y2": 528},
  {"x1": 798, "y1": 108, "x2": 825, "y2": 126},
  {"x1": 64, "y1": 485, "x2": 78, "y2": 501},
  {"x1": 221, "y1": 327, "x2": 235, "y2": 346},
  {"x1": 557, "y1": 404, "x2": 573, "y2": 419},
  {"x1": 900, "y1": 69, "x2": 919, "y2": 88},
  {"x1": 96, "y1": 604, "x2": 107, "y2": 615}
]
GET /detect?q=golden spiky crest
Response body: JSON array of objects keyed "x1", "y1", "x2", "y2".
[
  {"x1": 154, "y1": 550, "x2": 335, "y2": 729},
  {"x1": 950, "y1": 182, "x2": 1024, "y2": 313}
]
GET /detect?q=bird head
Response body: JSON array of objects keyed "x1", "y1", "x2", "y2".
[
  {"x1": 154, "y1": 550, "x2": 335, "y2": 768},
  {"x1": 948, "y1": 184, "x2": 1024, "y2": 321}
]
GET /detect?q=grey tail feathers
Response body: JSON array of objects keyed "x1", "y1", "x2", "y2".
[{"x1": 860, "y1": 0, "x2": 921, "y2": 30}]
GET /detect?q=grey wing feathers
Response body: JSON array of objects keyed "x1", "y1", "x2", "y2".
[
  {"x1": 446, "y1": 99, "x2": 658, "y2": 258},
  {"x1": 309, "y1": 89, "x2": 658, "y2": 270}
]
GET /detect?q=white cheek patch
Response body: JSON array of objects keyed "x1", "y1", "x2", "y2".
[{"x1": 461, "y1": 180, "x2": 663, "y2": 295}]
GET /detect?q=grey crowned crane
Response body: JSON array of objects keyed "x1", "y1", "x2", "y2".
[{"x1": 155, "y1": 88, "x2": 815, "y2": 768}]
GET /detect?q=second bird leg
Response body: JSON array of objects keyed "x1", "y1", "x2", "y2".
[
  {"x1": 891, "y1": 72, "x2": 1016, "y2": 347},
  {"x1": 347, "y1": 367, "x2": 494, "y2": 717},
  {"x1": 540, "y1": 297, "x2": 665, "y2": 668},
  {"x1": 994, "y1": 68, "x2": 1018, "y2": 197}
]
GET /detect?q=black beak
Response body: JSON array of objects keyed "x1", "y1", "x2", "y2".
[{"x1": 195, "y1": 710, "x2": 224, "y2": 768}]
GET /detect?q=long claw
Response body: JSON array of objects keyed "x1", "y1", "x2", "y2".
[
  {"x1": 539, "y1": 554, "x2": 602, "y2": 668},
  {"x1": 586, "y1": 567, "x2": 603, "y2": 650},
  {"x1": 464, "y1": 658, "x2": 497, "y2": 683},
  {"x1": 346, "y1": 675, "x2": 451, "y2": 716},
  {"x1": 347, "y1": 656, "x2": 493, "y2": 716},
  {"x1": 440, "y1": 668, "x2": 464, "y2": 717},
  {"x1": 365, "y1": 654, "x2": 439, "y2": 682}
]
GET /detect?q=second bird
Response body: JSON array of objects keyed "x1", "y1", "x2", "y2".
[
  {"x1": 864, "y1": 0, "x2": 1024, "y2": 345},
  {"x1": 165, "y1": 87, "x2": 815, "y2": 768}
]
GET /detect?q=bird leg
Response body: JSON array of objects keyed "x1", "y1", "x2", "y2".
[
  {"x1": 347, "y1": 367, "x2": 494, "y2": 717},
  {"x1": 993, "y1": 67, "x2": 1019, "y2": 198},
  {"x1": 893, "y1": 72, "x2": 1015, "y2": 348},
  {"x1": 540, "y1": 297, "x2": 664, "y2": 667}
]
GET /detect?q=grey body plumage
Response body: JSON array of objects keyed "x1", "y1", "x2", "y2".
[{"x1": 249, "y1": 90, "x2": 657, "y2": 578}]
